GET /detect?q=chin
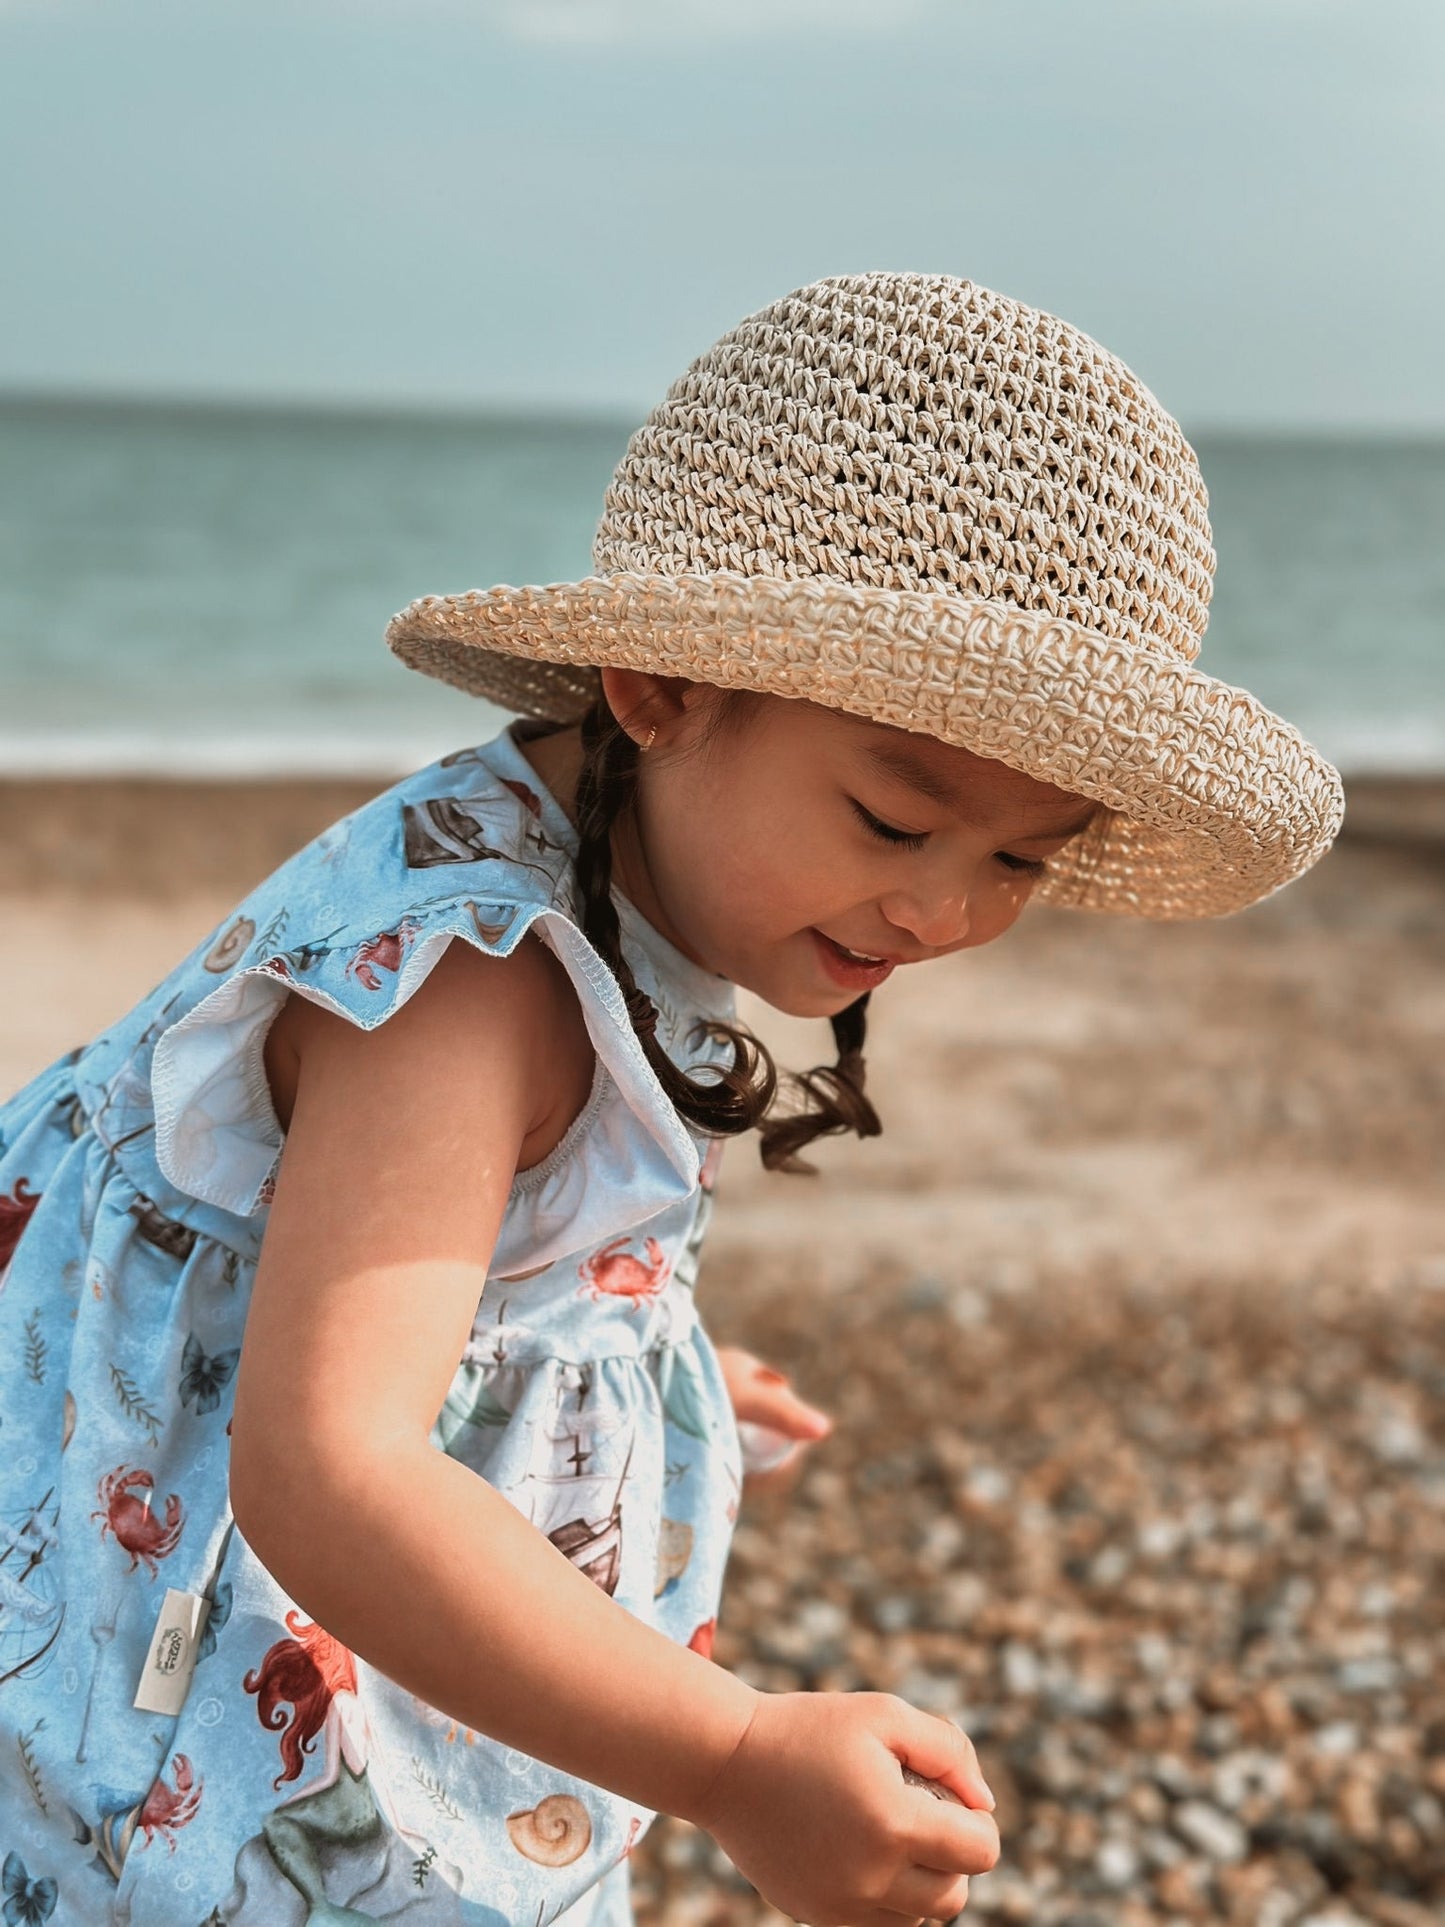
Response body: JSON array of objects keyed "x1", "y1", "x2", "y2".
[{"x1": 763, "y1": 984, "x2": 861, "y2": 1021}]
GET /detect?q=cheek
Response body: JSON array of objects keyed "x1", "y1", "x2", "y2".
[{"x1": 966, "y1": 881, "x2": 1035, "y2": 945}]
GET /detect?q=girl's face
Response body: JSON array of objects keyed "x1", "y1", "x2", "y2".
[{"x1": 605, "y1": 672, "x2": 1100, "y2": 1020}]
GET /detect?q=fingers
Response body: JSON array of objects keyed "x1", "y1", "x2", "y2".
[
  {"x1": 906, "y1": 1798, "x2": 1001, "y2": 1879},
  {"x1": 880, "y1": 1863, "x2": 973, "y2": 1922},
  {"x1": 890, "y1": 1705, "x2": 995, "y2": 1813},
  {"x1": 725, "y1": 1350, "x2": 835, "y2": 1439}
]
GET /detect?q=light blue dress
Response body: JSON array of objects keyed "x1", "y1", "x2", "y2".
[{"x1": 0, "y1": 720, "x2": 746, "y2": 1927}]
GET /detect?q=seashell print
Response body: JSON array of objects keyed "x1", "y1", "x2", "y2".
[
  {"x1": 653, "y1": 1516, "x2": 694, "y2": 1596},
  {"x1": 505, "y1": 1792, "x2": 592, "y2": 1866},
  {"x1": 202, "y1": 917, "x2": 255, "y2": 973},
  {"x1": 61, "y1": 1388, "x2": 76, "y2": 1453},
  {"x1": 466, "y1": 900, "x2": 517, "y2": 945}
]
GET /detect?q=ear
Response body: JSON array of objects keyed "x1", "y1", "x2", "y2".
[{"x1": 598, "y1": 667, "x2": 698, "y2": 747}]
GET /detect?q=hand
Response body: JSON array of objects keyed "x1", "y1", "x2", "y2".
[
  {"x1": 687, "y1": 1689, "x2": 1000, "y2": 1927},
  {"x1": 715, "y1": 1345, "x2": 834, "y2": 1496}
]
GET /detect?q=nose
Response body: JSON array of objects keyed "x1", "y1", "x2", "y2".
[{"x1": 878, "y1": 882, "x2": 971, "y2": 951}]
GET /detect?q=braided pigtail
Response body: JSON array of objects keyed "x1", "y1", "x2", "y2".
[
  {"x1": 573, "y1": 697, "x2": 773, "y2": 1141},
  {"x1": 571, "y1": 691, "x2": 883, "y2": 1175},
  {"x1": 751, "y1": 983, "x2": 882, "y2": 1175}
]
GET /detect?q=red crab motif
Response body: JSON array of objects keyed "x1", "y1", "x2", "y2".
[
  {"x1": 577, "y1": 1236, "x2": 671, "y2": 1312},
  {"x1": 500, "y1": 777, "x2": 543, "y2": 817},
  {"x1": 92, "y1": 1466, "x2": 185, "y2": 1576},
  {"x1": 346, "y1": 917, "x2": 423, "y2": 991},
  {"x1": 137, "y1": 1752, "x2": 203, "y2": 1849},
  {"x1": 688, "y1": 1618, "x2": 717, "y2": 1661},
  {"x1": 0, "y1": 1175, "x2": 41, "y2": 1276}
]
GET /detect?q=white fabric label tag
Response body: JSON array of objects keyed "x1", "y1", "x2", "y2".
[{"x1": 132, "y1": 1588, "x2": 212, "y2": 1716}]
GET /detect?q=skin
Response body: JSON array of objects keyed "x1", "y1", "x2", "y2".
[
  {"x1": 266, "y1": 669, "x2": 1096, "y2": 1495},
  {"x1": 240, "y1": 669, "x2": 1089, "y2": 1918},
  {"x1": 523, "y1": 669, "x2": 1099, "y2": 1019},
  {"x1": 519, "y1": 668, "x2": 1098, "y2": 1491}
]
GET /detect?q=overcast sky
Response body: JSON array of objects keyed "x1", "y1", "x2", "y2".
[{"x1": 2, "y1": 0, "x2": 1441, "y2": 430}]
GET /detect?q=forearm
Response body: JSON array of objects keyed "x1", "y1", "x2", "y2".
[{"x1": 231, "y1": 1438, "x2": 758, "y2": 1824}]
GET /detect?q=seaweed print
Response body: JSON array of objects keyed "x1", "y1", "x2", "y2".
[
  {"x1": 0, "y1": 1178, "x2": 40, "y2": 1288},
  {"x1": 178, "y1": 1334, "x2": 240, "y2": 1416},
  {"x1": 0, "y1": 1851, "x2": 57, "y2": 1924},
  {"x1": 91, "y1": 1468, "x2": 184, "y2": 1577},
  {"x1": 345, "y1": 917, "x2": 424, "y2": 992}
]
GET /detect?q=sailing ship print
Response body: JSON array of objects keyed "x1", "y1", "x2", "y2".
[
  {"x1": 519, "y1": 1369, "x2": 639, "y2": 1599},
  {"x1": 0, "y1": 1486, "x2": 65, "y2": 1687}
]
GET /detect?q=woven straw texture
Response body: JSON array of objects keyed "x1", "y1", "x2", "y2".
[{"x1": 387, "y1": 273, "x2": 1345, "y2": 919}]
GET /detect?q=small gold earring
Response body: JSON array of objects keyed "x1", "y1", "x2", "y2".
[{"x1": 641, "y1": 723, "x2": 658, "y2": 751}]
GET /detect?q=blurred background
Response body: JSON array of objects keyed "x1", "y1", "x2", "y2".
[{"x1": 2, "y1": 3, "x2": 1442, "y2": 1923}]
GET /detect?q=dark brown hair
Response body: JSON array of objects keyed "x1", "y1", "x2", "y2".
[{"x1": 568, "y1": 685, "x2": 882, "y2": 1175}]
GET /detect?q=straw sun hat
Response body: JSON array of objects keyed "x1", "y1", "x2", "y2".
[{"x1": 386, "y1": 272, "x2": 1345, "y2": 918}]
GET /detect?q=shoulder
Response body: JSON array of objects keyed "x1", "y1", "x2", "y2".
[
  {"x1": 269, "y1": 932, "x2": 589, "y2": 1125},
  {"x1": 265, "y1": 926, "x2": 596, "y2": 1156}
]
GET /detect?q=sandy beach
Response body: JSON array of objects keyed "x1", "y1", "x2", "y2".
[{"x1": 2, "y1": 772, "x2": 1441, "y2": 1922}]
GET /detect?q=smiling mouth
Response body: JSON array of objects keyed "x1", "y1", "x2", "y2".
[
  {"x1": 816, "y1": 932, "x2": 910, "y2": 965},
  {"x1": 811, "y1": 930, "x2": 906, "y2": 980}
]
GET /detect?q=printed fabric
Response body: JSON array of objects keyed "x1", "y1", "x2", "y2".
[{"x1": 0, "y1": 720, "x2": 745, "y2": 1927}]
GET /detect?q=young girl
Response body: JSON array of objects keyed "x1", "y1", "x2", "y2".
[{"x1": 0, "y1": 272, "x2": 1342, "y2": 1927}]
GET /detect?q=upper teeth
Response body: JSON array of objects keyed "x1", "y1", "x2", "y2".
[{"x1": 836, "y1": 941, "x2": 884, "y2": 963}]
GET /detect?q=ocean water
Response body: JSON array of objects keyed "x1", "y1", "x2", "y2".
[{"x1": 1, "y1": 398, "x2": 1440, "y2": 777}]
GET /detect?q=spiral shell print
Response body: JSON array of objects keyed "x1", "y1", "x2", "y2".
[
  {"x1": 506, "y1": 1792, "x2": 592, "y2": 1866},
  {"x1": 203, "y1": 917, "x2": 255, "y2": 973}
]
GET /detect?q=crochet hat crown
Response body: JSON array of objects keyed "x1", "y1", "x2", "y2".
[{"x1": 388, "y1": 272, "x2": 1345, "y2": 919}]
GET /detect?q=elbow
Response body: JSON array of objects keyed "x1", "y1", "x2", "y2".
[
  {"x1": 227, "y1": 1411, "x2": 340, "y2": 1593},
  {"x1": 228, "y1": 1409, "x2": 426, "y2": 1596}
]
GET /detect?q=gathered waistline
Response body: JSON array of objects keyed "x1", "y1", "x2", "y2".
[{"x1": 457, "y1": 1299, "x2": 704, "y2": 1371}]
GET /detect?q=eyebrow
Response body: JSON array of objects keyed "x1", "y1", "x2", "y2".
[{"x1": 860, "y1": 741, "x2": 1100, "y2": 839}]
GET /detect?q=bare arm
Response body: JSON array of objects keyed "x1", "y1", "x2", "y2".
[{"x1": 230, "y1": 934, "x2": 758, "y2": 1822}]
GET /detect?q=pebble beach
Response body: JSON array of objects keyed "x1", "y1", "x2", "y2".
[{"x1": 1, "y1": 772, "x2": 1441, "y2": 1926}]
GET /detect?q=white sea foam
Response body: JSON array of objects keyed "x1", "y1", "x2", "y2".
[
  {"x1": 1, "y1": 714, "x2": 1438, "y2": 781},
  {"x1": 2, "y1": 404, "x2": 1441, "y2": 779},
  {"x1": 0, "y1": 728, "x2": 499, "y2": 779}
]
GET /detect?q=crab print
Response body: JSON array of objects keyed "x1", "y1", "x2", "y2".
[
  {"x1": 136, "y1": 1752, "x2": 203, "y2": 1850},
  {"x1": 345, "y1": 917, "x2": 424, "y2": 992},
  {"x1": 91, "y1": 1466, "x2": 185, "y2": 1576},
  {"x1": 1, "y1": 1175, "x2": 41, "y2": 1281},
  {"x1": 499, "y1": 777, "x2": 543, "y2": 817},
  {"x1": 577, "y1": 1236, "x2": 671, "y2": 1312}
]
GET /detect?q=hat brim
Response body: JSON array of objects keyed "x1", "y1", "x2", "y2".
[{"x1": 385, "y1": 571, "x2": 1345, "y2": 920}]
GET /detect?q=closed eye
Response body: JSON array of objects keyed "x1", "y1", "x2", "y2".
[
  {"x1": 850, "y1": 800, "x2": 928, "y2": 850},
  {"x1": 996, "y1": 852, "x2": 1049, "y2": 877}
]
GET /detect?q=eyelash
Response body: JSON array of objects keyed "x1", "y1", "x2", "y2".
[{"x1": 849, "y1": 801, "x2": 1049, "y2": 876}]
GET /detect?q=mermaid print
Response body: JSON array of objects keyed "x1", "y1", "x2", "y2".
[
  {"x1": 0, "y1": 722, "x2": 742, "y2": 1923},
  {"x1": 200, "y1": 1611, "x2": 460, "y2": 1923}
]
